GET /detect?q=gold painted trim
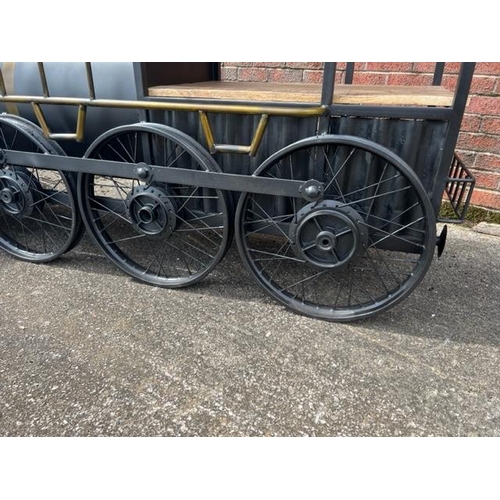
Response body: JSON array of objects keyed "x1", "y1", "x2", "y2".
[
  {"x1": 32, "y1": 103, "x2": 51, "y2": 136},
  {"x1": 0, "y1": 90, "x2": 324, "y2": 149},
  {"x1": 199, "y1": 112, "x2": 270, "y2": 155},
  {"x1": 0, "y1": 69, "x2": 6, "y2": 95},
  {"x1": 75, "y1": 105, "x2": 87, "y2": 141},
  {"x1": 0, "y1": 95, "x2": 324, "y2": 118},
  {"x1": 1, "y1": 62, "x2": 19, "y2": 115},
  {"x1": 32, "y1": 102, "x2": 87, "y2": 142},
  {"x1": 249, "y1": 114, "x2": 269, "y2": 156},
  {"x1": 199, "y1": 111, "x2": 216, "y2": 153}
]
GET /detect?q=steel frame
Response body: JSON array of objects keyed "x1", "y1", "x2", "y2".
[
  {"x1": 0, "y1": 62, "x2": 475, "y2": 210},
  {"x1": 0, "y1": 148, "x2": 318, "y2": 200}
]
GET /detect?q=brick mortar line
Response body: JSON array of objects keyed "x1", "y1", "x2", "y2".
[{"x1": 459, "y1": 131, "x2": 500, "y2": 139}]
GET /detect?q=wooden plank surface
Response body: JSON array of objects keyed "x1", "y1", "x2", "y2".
[{"x1": 148, "y1": 81, "x2": 455, "y2": 107}]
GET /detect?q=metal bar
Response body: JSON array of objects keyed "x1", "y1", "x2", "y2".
[
  {"x1": 249, "y1": 114, "x2": 269, "y2": 156},
  {"x1": 430, "y1": 62, "x2": 476, "y2": 215},
  {"x1": 4, "y1": 149, "x2": 135, "y2": 177},
  {"x1": 444, "y1": 153, "x2": 476, "y2": 221},
  {"x1": 345, "y1": 63, "x2": 355, "y2": 84},
  {"x1": 0, "y1": 94, "x2": 325, "y2": 118},
  {"x1": 211, "y1": 62, "x2": 220, "y2": 81},
  {"x1": 133, "y1": 62, "x2": 147, "y2": 101},
  {"x1": 46, "y1": 133, "x2": 80, "y2": 140},
  {"x1": 318, "y1": 63, "x2": 336, "y2": 134},
  {"x1": 145, "y1": 95, "x2": 322, "y2": 110},
  {"x1": 85, "y1": 63, "x2": 96, "y2": 99},
  {"x1": 213, "y1": 144, "x2": 251, "y2": 154},
  {"x1": 132, "y1": 62, "x2": 149, "y2": 124},
  {"x1": 199, "y1": 111, "x2": 216, "y2": 153},
  {"x1": 75, "y1": 105, "x2": 87, "y2": 141},
  {"x1": 32, "y1": 102, "x2": 87, "y2": 142},
  {"x1": 0, "y1": 63, "x2": 19, "y2": 115},
  {"x1": 327, "y1": 103, "x2": 455, "y2": 121},
  {"x1": 0, "y1": 68, "x2": 6, "y2": 96},
  {"x1": 200, "y1": 112, "x2": 269, "y2": 156},
  {"x1": 37, "y1": 62, "x2": 50, "y2": 97},
  {"x1": 2, "y1": 149, "x2": 316, "y2": 198},
  {"x1": 321, "y1": 63, "x2": 336, "y2": 107},
  {"x1": 432, "y1": 63, "x2": 445, "y2": 86},
  {"x1": 31, "y1": 103, "x2": 52, "y2": 136}
]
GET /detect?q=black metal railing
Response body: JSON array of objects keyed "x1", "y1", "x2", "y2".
[{"x1": 440, "y1": 153, "x2": 476, "y2": 222}]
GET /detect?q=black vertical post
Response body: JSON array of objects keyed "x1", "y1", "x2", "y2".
[
  {"x1": 432, "y1": 62, "x2": 445, "y2": 86},
  {"x1": 211, "y1": 63, "x2": 221, "y2": 81},
  {"x1": 345, "y1": 63, "x2": 355, "y2": 84},
  {"x1": 318, "y1": 62, "x2": 336, "y2": 134},
  {"x1": 85, "y1": 63, "x2": 96, "y2": 100},
  {"x1": 37, "y1": 62, "x2": 50, "y2": 98},
  {"x1": 133, "y1": 62, "x2": 149, "y2": 124},
  {"x1": 430, "y1": 62, "x2": 475, "y2": 216}
]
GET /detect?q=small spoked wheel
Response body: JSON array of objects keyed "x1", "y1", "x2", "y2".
[
  {"x1": 0, "y1": 115, "x2": 83, "y2": 262},
  {"x1": 236, "y1": 135, "x2": 436, "y2": 321},
  {"x1": 78, "y1": 123, "x2": 233, "y2": 287}
]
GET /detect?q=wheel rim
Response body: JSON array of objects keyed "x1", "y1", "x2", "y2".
[
  {"x1": 0, "y1": 116, "x2": 81, "y2": 262},
  {"x1": 78, "y1": 123, "x2": 233, "y2": 287},
  {"x1": 236, "y1": 135, "x2": 436, "y2": 321}
]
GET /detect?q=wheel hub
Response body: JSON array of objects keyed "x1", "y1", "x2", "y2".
[
  {"x1": 290, "y1": 200, "x2": 368, "y2": 270},
  {"x1": 316, "y1": 230, "x2": 337, "y2": 252},
  {"x1": 0, "y1": 169, "x2": 35, "y2": 217},
  {"x1": 126, "y1": 184, "x2": 176, "y2": 238}
]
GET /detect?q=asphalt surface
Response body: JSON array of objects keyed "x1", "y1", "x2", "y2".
[{"x1": 0, "y1": 224, "x2": 499, "y2": 436}]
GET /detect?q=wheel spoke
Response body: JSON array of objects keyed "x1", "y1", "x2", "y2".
[
  {"x1": 324, "y1": 147, "x2": 356, "y2": 192},
  {"x1": 236, "y1": 136, "x2": 435, "y2": 321},
  {"x1": 365, "y1": 217, "x2": 426, "y2": 250},
  {"x1": 249, "y1": 248, "x2": 305, "y2": 264},
  {"x1": 78, "y1": 125, "x2": 231, "y2": 287},
  {"x1": 247, "y1": 201, "x2": 293, "y2": 243},
  {"x1": 0, "y1": 117, "x2": 80, "y2": 261}
]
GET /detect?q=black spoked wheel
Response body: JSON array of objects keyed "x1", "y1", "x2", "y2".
[
  {"x1": 78, "y1": 123, "x2": 233, "y2": 287},
  {"x1": 0, "y1": 115, "x2": 83, "y2": 262},
  {"x1": 236, "y1": 135, "x2": 436, "y2": 321}
]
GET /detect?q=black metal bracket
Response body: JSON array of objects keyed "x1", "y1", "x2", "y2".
[
  {"x1": 439, "y1": 153, "x2": 476, "y2": 223},
  {"x1": 436, "y1": 225, "x2": 448, "y2": 258}
]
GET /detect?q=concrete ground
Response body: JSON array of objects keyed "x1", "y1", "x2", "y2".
[{"x1": 0, "y1": 224, "x2": 499, "y2": 436}]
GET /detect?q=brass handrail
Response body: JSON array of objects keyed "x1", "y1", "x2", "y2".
[{"x1": 0, "y1": 62, "x2": 324, "y2": 153}]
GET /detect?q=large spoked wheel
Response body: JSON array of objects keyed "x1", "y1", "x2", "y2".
[
  {"x1": 236, "y1": 135, "x2": 436, "y2": 322},
  {"x1": 78, "y1": 123, "x2": 233, "y2": 287},
  {"x1": 0, "y1": 115, "x2": 84, "y2": 262}
]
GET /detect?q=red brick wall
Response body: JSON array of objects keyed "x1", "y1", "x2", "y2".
[{"x1": 221, "y1": 62, "x2": 500, "y2": 211}]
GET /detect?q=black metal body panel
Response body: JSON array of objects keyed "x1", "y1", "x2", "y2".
[{"x1": 328, "y1": 116, "x2": 450, "y2": 216}]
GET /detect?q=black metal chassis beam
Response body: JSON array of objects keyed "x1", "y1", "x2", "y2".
[
  {"x1": 0, "y1": 149, "x2": 319, "y2": 199},
  {"x1": 326, "y1": 104, "x2": 454, "y2": 121}
]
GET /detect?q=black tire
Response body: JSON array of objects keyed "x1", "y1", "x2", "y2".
[
  {"x1": 235, "y1": 135, "x2": 436, "y2": 321},
  {"x1": 77, "y1": 123, "x2": 233, "y2": 287},
  {"x1": 0, "y1": 115, "x2": 84, "y2": 262}
]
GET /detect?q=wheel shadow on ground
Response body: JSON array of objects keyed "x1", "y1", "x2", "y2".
[
  {"x1": 361, "y1": 245, "x2": 500, "y2": 348},
  {"x1": 40, "y1": 232, "x2": 500, "y2": 349},
  {"x1": 46, "y1": 236, "x2": 264, "y2": 299}
]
